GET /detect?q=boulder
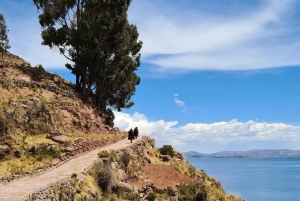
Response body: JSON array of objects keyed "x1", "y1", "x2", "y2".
[
  {"x1": 117, "y1": 182, "x2": 133, "y2": 192},
  {"x1": 117, "y1": 169, "x2": 126, "y2": 181},
  {"x1": 159, "y1": 154, "x2": 172, "y2": 162},
  {"x1": 51, "y1": 135, "x2": 71, "y2": 144}
]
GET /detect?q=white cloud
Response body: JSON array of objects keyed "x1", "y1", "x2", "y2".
[
  {"x1": 175, "y1": 98, "x2": 185, "y2": 107},
  {"x1": 4, "y1": 0, "x2": 300, "y2": 72},
  {"x1": 114, "y1": 111, "x2": 300, "y2": 153},
  {"x1": 174, "y1": 94, "x2": 186, "y2": 112},
  {"x1": 129, "y1": 0, "x2": 300, "y2": 71}
]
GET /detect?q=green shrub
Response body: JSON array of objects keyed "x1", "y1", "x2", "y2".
[
  {"x1": 71, "y1": 172, "x2": 77, "y2": 180},
  {"x1": 120, "y1": 151, "x2": 131, "y2": 169},
  {"x1": 193, "y1": 185, "x2": 208, "y2": 201},
  {"x1": 147, "y1": 193, "x2": 157, "y2": 201},
  {"x1": 28, "y1": 121, "x2": 50, "y2": 135},
  {"x1": 98, "y1": 150, "x2": 110, "y2": 158},
  {"x1": 97, "y1": 168, "x2": 113, "y2": 193},
  {"x1": 178, "y1": 182, "x2": 207, "y2": 201},
  {"x1": 159, "y1": 145, "x2": 175, "y2": 157}
]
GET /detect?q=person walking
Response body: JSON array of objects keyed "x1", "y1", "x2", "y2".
[
  {"x1": 134, "y1": 127, "x2": 139, "y2": 139},
  {"x1": 128, "y1": 128, "x2": 134, "y2": 143}
]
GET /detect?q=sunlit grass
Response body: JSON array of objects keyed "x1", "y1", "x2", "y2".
[
  {"x1": 25, "y1": 134, "x2": 56, "y2": 145},
  {"x1": 0, "y1": 154, "x2": 53, "y2": 176},
  {"x1": 65, "y1": 132, "x2": 125, "y2": 142}
]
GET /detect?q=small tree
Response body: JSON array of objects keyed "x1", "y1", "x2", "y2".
[
  {"x1": 159, "y1": 145, "x2": 175, "y2": 157},
  {"x1": 0, "y1": 13, "x2": 10, "y2": 60}
]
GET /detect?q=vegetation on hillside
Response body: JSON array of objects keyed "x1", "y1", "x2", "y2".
[
  {"x1": 33, "y1": 0, "x2": 142, "y2": 118},
  {"x1": 26, "y1": 137, "x2": 244, "y2": 201},
  {"x1": 0, "y1": 53, "x2": 127, "y2": 178}
]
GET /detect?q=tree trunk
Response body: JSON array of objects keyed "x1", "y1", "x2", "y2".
[{"x1": 76, "y1": 74, "x2": 80, "y2": 90}]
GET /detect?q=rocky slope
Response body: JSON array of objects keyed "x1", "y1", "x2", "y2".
[
  {"x1": 0, "y1": 52, "x2": 126, "y2": 180},
  {"x1": 0, "y1": 52, "x2": 244, "y2": 201},
  {"x1": 26, "y1": 136, "x2": 244, "y2": 201}
]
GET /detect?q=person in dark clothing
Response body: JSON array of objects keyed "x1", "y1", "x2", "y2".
[
  {"x1": 134, "y1": 127, "x2": 139, "y2": 139},
  {"x1": 128, "y1": 128, "x2": 134, "y2": 143}
]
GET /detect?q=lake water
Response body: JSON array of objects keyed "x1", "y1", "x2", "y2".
[{"x1": 187, "y1": 157, "x2": 300, "y2": 201}]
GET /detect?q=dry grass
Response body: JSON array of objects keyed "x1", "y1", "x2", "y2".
[
  {"x1": 25, "y1": 135, "x2": 56, "y2": 145},
  {"x1": 0, "y1": 154, "x2": 53, "y2": 176}
]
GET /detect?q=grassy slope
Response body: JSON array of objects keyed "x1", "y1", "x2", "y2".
[{"x1": 0, "y1": 52, "x2": 125, "y2": 177}]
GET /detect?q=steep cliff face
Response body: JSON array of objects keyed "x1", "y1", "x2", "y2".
[
  {"x1": 26, "y1": 137, "x2": 244, "y2": 201},
  {"x1": 0, "y1": 52, "x2": 125, "y2": 179}
]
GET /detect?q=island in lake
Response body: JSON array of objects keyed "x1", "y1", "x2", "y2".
[{"x1": 183, "y1": 149, "x2": 300, "y2": 158}]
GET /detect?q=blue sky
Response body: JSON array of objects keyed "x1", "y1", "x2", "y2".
[{"x1": 2, "y1": 0, "x2": 300, "y2": 153}]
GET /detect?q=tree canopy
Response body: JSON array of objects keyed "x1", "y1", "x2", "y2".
[
  {"x1": 0, "y1": 13, "x2": 10, "y2": 59},
  {"x1": 33, "y1": 0, "x2": 142, "y2": 116}
]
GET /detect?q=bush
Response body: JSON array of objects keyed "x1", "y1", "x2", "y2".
[
  {"x1": 71, "y1": 173, "x2": 77, "y2": 180},
  {"x1": 98, "y1": 150, "x2": 110, "y2": 158},
  {"x1": 159, "y1": 145, "x2": 175, "y2": 157},
  {"x1": 178, "y1": 182, "x2": 198, "y2": 201},
  {"x1": 178, "y1": 182, "x2": 207, "y2": 201},
  {"x1": 28, "y1": 121, "x2": 50, "y2": 135},
  {"x1": 193, "y1": 185, "x2": 207, "y2": 201},
  {"x1": 120, "y1": 151, "x2": 131, "y2": 169},
  {"x1": 147, "y1": 193, "x2": 157, "y2": 201},
  {"x1": 98, "y1": 150, "x2": 115, "y2": 161},
  {"x1": 98, "y1": 168, "x2": 113, "y2": 193}
]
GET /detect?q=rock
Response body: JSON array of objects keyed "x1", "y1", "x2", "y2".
[
  {"x1": 5, "y1": 109, "x2": 15, "y2": 115},
  {"x1": 145, "y1": 156, "x2": 151, "y2": 163},
  {"x1": 52, "y1": 159, "x2": 60, "y2": 166},
  {"x1": 76, "y1": 186, "x2": 81, "y2": 193},
  {"x1": 53, "y1": 76, "x2": 59, "y2": 83},
  {"x1": 65, "y1": 147, "x2": 74, "y2": 152},
  {"x1": 77, "y1": 173, "x2": 86, "y2": 182},
  {"x1": 170, "y1": 195, "x2": 178, "y2": 201},
  {"x1": 159, "y1": 154, "x2": 172, "y2": 162},
  {"x1": 133, "y1": 186, "x2": 139, "y2": 194},
  {"x1": 117, "y1": 169, "x2": 126, "y2": 181},
  {"x1": 196, "y1": 176, "x2": 204, "y2": 185},
  {"x1": 52, "y1": 135, "x2": 71, "y2": 143},
  {"x1": 85, "y1": 186, "x2": 96, "y2": 198},
  {"x1": 21, "y1": 104, "x2": 28, "y2": 108},
  {"x1": 117, "y1": 182, "x2": 133, "y2": 191},
  {"x1": 0, "y1": 145, "x2": 10, "y2": 156},
  {"x1": 147, "y1": 145, "x2": 153, "y2": 154}
]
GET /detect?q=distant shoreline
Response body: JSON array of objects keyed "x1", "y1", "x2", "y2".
[
  {"x1": 187, "y1": 156, "x2": 300, "y2": 159},
  {"x1": 183, "y1": 149, "x2": 300, "y2": 159}
]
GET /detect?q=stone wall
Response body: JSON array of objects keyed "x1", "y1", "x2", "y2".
[{"x1": 0, "y1": 133, "x2": 127, "y2": 184}]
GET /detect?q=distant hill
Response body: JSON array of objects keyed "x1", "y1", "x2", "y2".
[{"x1": 183, "y1": 149, "x2": 300, "y2": 158}]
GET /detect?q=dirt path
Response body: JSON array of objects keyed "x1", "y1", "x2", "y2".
[{"x1": 0, "y1": 138, "x2": 138, "y2": 201}]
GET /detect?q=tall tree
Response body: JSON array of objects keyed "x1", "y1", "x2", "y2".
[
  {"x1": 82, "y1": 0, "x2": 142, "y2": 110},
  {"x1": 33, "y1": 0, "x2": 87, "y2": 93},
  {"x1": 0, "y1": 13, "x2": 10, "y2": 60},
  {"x1": 33, "y1": 0, "x2": 142, "y2": 114}
]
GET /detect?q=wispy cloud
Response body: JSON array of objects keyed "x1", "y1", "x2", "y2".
[
  {"x1": 129, "y1": 0, "x2": 300, "y2": 72},
  {"x1": 114, "y1": 111, "x2": 300, "y2": 153},
  {"x1": 4, "y1": 0, "x2": 299, "y2": 72},
  {"x1": 174, "y1": 94, "x2": 186, "y2": 112}
]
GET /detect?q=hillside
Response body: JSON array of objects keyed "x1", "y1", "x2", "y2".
[
  {"x1": 183, "y1": 149, "x2": 300, "y2": 158},
  {"x1": 0, "y1": 52, "x2": 244, "y2": 201},
  {"x1": 0, "y1": 52, "x2": 126, "y2": 179},
  {"x1": 24, "y1": 136, "x2": 244, "y2": 201}
]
